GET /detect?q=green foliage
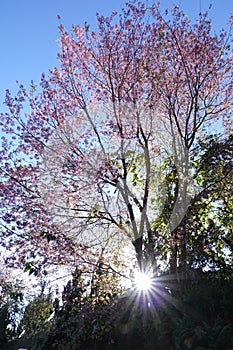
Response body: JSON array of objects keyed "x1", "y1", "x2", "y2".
[
  {"x1": 150, "y1": 133, "x2": 233, "y2": 273},
  {"x1": 3, "y1": 269, "x2": 233, "y2": 350},
  {"x1": 174, "y1": 317, "x2": 233, "y2": 350},
  {"x1": 18, "y1": 293, "x2": 53, "y2": 336},
  {"x1": 42, "y1": 266, "x2": 122, "y2": 350},
  {"x1": 0, "y1": 278, "x2": 24, "y2": 347},
  {"x1": 24, "y1": 262, "x2": 39, "y2": 276},
  {"x1": 0, "y1": 304, "x2": 10, "y2": 348}
]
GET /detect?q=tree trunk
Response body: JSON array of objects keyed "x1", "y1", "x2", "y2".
[
  {"x1": 132, "y1": 236, "x2": 143, "y2": 270},
  {"x1": 170, "y1": 239, "x2": 178, "y2": 274}
]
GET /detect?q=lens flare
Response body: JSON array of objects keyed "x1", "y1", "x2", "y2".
[{"x1": 134, "y1": 271, "x2": 152, "y2": 292}]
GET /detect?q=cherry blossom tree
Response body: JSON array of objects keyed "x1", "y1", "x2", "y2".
[{"x1": 0, "y1": 2, "x2": 232, "y2": 276}]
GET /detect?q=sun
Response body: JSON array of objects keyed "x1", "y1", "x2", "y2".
[{"x1": 134, "y1": 271, "x2": 153, "y2": 292}]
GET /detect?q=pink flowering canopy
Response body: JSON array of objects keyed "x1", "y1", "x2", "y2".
[{"x1": 0, "y1": 1, "x2": 232, "y2": 275}]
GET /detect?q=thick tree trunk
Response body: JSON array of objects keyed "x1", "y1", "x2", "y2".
[
  {"x1": 132, "y1": 236, "x2": 143, "y2": 270},
  {"x1": 170, "y1": 235, "x2": 178, "y2": 274},
  {"x1": 179, "y1": 230, "x2": 187, "y2": 271}
]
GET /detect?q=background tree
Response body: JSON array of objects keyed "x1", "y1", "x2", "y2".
[
  {"x1": 0, "y1": 272, "x2": 24, "y2": 348},
  {"x1": 153, "y1": 133, "x2": 233, "y2": 274},
  {"x1": 18, "y1": 293, "x2": 53, "y2": 336}
]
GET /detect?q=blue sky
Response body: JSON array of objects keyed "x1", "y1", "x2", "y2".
[{"x1": 0, "y1": 0, "x2": 232, "y2": 111}]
